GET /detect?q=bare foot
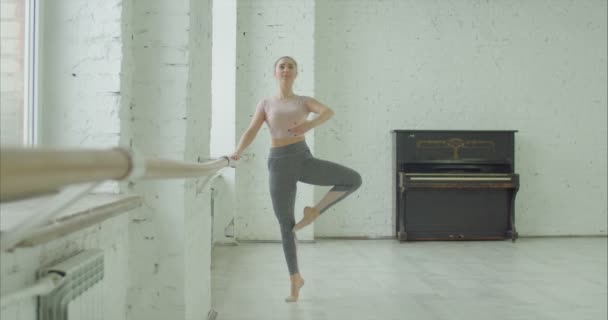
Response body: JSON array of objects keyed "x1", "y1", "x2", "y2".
[
  {"x1": 293, "y1": 207, "x2": 320, "y2": 232},
  {"x1": 285, "y1": 277, "x2": 305, "y2": 302}
]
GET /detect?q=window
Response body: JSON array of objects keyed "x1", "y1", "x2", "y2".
[{"x1": 1, "y1": 0, "x2": 37, "y2": 146}]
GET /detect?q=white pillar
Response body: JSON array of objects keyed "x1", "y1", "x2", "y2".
[
  {"x1": 211, "y1": 0, "x2": 238, "y2": 245},
  {"x1": 123, "y1": 0, "x2": 214, "y2": 319}
]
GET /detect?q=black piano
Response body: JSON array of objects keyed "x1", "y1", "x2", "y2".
[{"x1": 392, "y1": 130, "x2": 520, "y2": 242}]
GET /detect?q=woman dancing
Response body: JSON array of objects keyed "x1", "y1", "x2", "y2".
[{"x1": 230, "y1": 56, "x2": 362, "y2": 302}]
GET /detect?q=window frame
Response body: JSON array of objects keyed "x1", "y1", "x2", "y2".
[{"x1": 23, "y1": 0, "x2": 39, "y2": 146}]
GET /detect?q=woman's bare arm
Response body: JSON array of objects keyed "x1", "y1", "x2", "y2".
[
  {"x1": 231, "y1": 106, "x2": 265, "y2": 160},
  {"x1": 289, "y1": 98, "x2": 335, "y2": 136}
]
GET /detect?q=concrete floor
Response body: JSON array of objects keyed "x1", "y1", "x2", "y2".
[{"x1": 211, "y1": 237, "x2": 607, "y2": 320}]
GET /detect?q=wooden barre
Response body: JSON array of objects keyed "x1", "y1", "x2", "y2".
[{"x1": 0, "y1": 147, "x2": 231, "y2": 202}]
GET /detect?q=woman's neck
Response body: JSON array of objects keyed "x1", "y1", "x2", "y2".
[{"x1": 278, "y1": 84, "x2": 294, "y2": 99}]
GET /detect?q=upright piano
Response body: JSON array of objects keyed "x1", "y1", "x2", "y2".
[{"x1": 392, "y1": 130, "x2": 520, "y2": 241}]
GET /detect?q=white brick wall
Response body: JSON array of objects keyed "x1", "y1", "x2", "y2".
[
  {"x1": 2, "y1": 3, "x2": 604, "y2": 320},
  {"x1": 35, "y1": 0, "x2": 125, "y2": 194},
  {"x1": 125, "y1": 0, "x2": 214, "y2": 319},
  {"x1": 0, "y1": 0, "x2": 24, "y2": 146},
  {"x1": 2, "y1": 0, "x2": 216, "y2": 319},
  {"x1": 184, "y1": 0, "x2": 213, "y2": 318},
  {"x1": 37, "y1": 0, "x2": 123, "y2": 149},
  {"x1": 126, "y1": 0, "x2": 193, "y2": 315},
  {"x1": 223, "y1": 0, "x2": 607, "y2": 239},
  {"x1": 313, "y1": 0, "x2": 607, "y2": 237}
]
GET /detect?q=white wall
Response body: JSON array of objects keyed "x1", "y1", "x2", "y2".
[
  {"x1": 35, "y1": 0, "x2": 125, "y2": 194},
  {"x1": 0, "y1": 1, "x2": 132, "y2": 319},
  {"x1": 0, "y1": 0, "x2": 25, "y2": 146},
  {"x1": 126, "y1": 2, "x2": 192, "y2": 317},
  {"x1": 37, "y1": 0, "x2": 123, "y2": 149},
  {"x1": 1, "y1": 0, "x2": 216, "y2": 319},
  {"x1": 223, "y1": 0, "x2": 607, "y2": 239},
  {"x1": 234, "y1": 0, "x2": 317, "y2": 242},
  {"x1": 124, "y1": 0, "x2": 214, "y2": 319},
  {"x1": 313, "y1": 0, "x2": 607, "y2": 237},
  {"x1": 184, "y1": 0, "x2": 213, "y2": 318},
  {"x1": 2, "y1": 2, "x2": 605, "y2": 319}
]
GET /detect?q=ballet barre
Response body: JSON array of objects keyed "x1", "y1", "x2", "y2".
[
  {"x1": 0, "y1": 147, "x2": 235, "y2": 203},
  {"x1": 0, "y1": 147, "x2": 235, "y2": 251}
]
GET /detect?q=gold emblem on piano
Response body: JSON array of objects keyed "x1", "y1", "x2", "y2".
[{"x1": 416, "y1": 138, "x2": 496, "y2": 160}]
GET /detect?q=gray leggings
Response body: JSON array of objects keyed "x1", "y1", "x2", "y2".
[{"x1": 267, "y1": 141, "x2": 362, "y2": 275}]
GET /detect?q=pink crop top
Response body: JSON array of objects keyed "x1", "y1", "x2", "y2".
[{"x1": 257, "y1": 95, "x2": 311, "y2": 139}]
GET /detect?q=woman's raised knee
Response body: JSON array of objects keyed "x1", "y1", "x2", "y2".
[{"x1": 351, "y1": 170, "x2": 362, "y2": 191}]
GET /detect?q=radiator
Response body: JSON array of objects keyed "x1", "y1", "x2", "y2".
[{"x1": 38, "y1": 249, "x2": 104, "y2": 320}]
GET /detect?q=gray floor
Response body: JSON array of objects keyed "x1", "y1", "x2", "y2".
[{"x1": 211, "y1": 237, "x2": 607, "y2": 320}]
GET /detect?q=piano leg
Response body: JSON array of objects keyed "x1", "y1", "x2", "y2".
[
  {"x1": 509, "y1": 184, "x2": 520, "y2": 242},
  {"x1": 398, "y1": 186, "x2": 408, "y2": 242}
]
